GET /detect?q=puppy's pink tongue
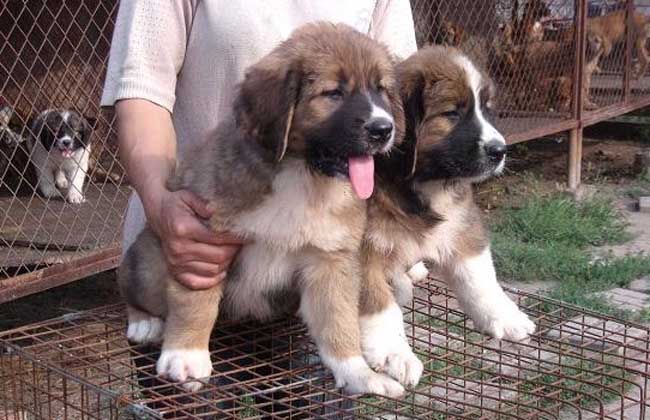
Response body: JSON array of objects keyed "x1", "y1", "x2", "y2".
[{"x1": 348, "y1": 156, "x2": 374, "y2": 200}]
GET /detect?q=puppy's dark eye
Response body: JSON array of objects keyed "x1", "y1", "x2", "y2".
[
  {"x1": 322, "y1": 89, "x2": 343, "y2": 100},
  {"x1": 441, "y1": 110, "x2": 461, "y2": 121}
]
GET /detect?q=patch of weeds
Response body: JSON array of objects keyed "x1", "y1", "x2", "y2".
[
  {"x1": 425, "y1": 348, "x2": 497, "y2": 382},
  {"x1": 624, "y1": 174, "x2": 650, "y2": 199},
  {"x1": 236, "y1": 395, "x2": 258, "y2": 418},
  {"x1": 491, "y1": 194, "x2": 650, "y2": 314},
  {"x1": 356, "y1": 395, "x2": 384, "y2": 417},
  {"x1": 425, "y1": 314, "x2": 485, "y2": 344},
  {"x1": 634, "y1": 307, "x2": 650, "y2": 323},
  {"x1": 492, "y1": 234, "x2": 587, "y2": 283},
  {"x1": 493, "y1": 194, "x2": 629, "y2": 248},
  {"x1": 517, "y1": 356, "x2": 634, "y2": 411},
  {"x1": 545, "y1": 256, "x2": 650, "y2": 315}
]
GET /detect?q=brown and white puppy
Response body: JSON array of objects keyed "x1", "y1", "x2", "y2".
[
  {"x1": 359, "y1": 47, "x2": 535, "y2": 365},
  {"x1": 28, "y1": 110, "x2": 94, "y2": 203},
  {"x1": 118, "y1": 23, "x2": 408, "y2": 397}
]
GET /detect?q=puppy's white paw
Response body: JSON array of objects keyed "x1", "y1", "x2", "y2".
[
  {"x1": 345, "y1": 368, "x2": 405, "y2": 398},
  {"x1": 406, "y1": 261, "x2": 429, "y2": 283},
  {"x1": 471, "y1": 299, "x2": 536, "y2": 341},
  {"x1": 327, "y1": 356, "x2": 405, "y2": 398},
  {"x1": 365, "y1": 347, "x2": 423, "y2": 389},
  {"x1": 156, "y1": 348, "x2": 212, "y2": 391},
  {"x1": 55, "y1": 173, "x2": 68, "y2": 189},
  {"x1": 66, "y1": 190, "x2": 86, "y2": 204},
  {"x1": 126, "y1": 317, "x2": 164, "y2": 344},
  {"x1": 360, "y1": 303, "x2": 423, "y2": 387}
]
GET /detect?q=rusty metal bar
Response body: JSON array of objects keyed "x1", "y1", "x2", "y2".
[
  {"x1": 506, "y1": 119, "x2": 580, "y2": 144},
  {"x1": 581, "y1": 96, "x2": 650, "y2": 127},
  {"x1": 0, "y1": 246, "x2": 121, "y2": 303},
  {"x1": 1, "y1": 278, "x2": 649, "y2": 419},
  {"x1": 623, "y1": 0, "x2": 634, "y2": 102}
]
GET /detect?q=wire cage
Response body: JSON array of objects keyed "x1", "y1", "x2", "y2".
[
  {"x1": 0, "y1": 278, "x2": 648, "y2": 419},
  {"x1": 0, "y1": 0, "x2": 126, "y2": 302}
]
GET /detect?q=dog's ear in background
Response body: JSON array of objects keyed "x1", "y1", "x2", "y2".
[
  {"x1": 81, "y1": 116, "x2": 96, "y2": 144},
  {"x1": 398, "y1": 71, "x2": 425, "y2": 179},
  {"x1": 234, "y1": 49, "x2": 301, "y2": 162}
]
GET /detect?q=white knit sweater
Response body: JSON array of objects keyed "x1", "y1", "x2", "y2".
[{"x1": 101, "y1": 0, "x2": 418, "y2": 249}]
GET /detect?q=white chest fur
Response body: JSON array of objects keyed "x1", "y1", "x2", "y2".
[
  {"x1": 232, "y1": 160, "x2": 360, "y2": 252},
  {"x1": 225, "y1": 160, "x2": 363, "y2": 319}
]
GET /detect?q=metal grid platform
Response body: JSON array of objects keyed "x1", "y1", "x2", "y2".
[{"x1": 1, "y1": 278, "x2": 649, "y2": 419}]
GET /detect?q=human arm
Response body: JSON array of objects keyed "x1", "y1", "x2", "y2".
[
  {"x1": 370, "y1": 0, "x2": 419, "y2": 59},
  {"x1": 115, "y1": 99, "x2": 243, "y2": 289},
  {"x1": 102, "y1": 1, "x2": 241, "y2": 289}
]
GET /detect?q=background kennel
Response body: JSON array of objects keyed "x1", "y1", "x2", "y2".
[{"x1": 1, "y1": 0, "x2": 650, "y2": 312}]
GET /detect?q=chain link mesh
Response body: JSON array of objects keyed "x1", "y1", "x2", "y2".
[
  {"x1": 1, "y1": 1, "x2": 650, "y2": 295},
  {"x1": 0, "y1": 0, "x2": 127, "y2": 298}
]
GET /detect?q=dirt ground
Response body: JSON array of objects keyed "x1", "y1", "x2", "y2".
[{"x1": 1, "y1": 124, "x2": 649, "y2": 332}]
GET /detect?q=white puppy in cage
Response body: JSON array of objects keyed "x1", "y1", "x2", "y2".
[{"x1": 28, "y1": 109, "x2": 94, "y2": 204}]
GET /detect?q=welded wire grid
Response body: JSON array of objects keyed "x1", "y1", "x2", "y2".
[
  {"x1": 0, "y1": 277, "x2": 648, "y2": 419},
  {"x1": 0, "y1": 1, "x2": 128, "y2": 298}
]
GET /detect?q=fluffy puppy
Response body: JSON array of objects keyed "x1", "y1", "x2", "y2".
[
  {"x1": 118, "y1": 23, "x2": 408, "y2": 397},
  {"x1": 360, "y1": 47, "x2": 535, "y2": 368},
  {"x1": 28, "y1": 109, "x2": 93, "y2": 203}
]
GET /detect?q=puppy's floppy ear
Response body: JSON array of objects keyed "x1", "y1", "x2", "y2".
[
  {"x1": 84, "y1": 117, "x2": 97, "y2": 129},
  {"x1": 234, "y1": 50, "x2": 301, "y2": 162},
  {"x1": 82, "y1": 116, "x2": 95, "y2": 141},
  {"x1": 400, "y1": 72, "x2": 425, "y2": 179}
]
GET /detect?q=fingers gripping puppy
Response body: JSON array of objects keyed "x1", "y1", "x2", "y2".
[
  {"x1": 360, "y1": 47, "x2": 535, "y2": 374},
  {"x1": 118, "y1": 23, "x2": 406, "y2": 397}
]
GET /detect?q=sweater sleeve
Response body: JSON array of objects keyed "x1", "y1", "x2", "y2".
[
  {"x1": 370, "y1": 0, "x2": 418, "y2": 60},
  {"x1": 100, "y1": 1, "x2": 195, "y2": 112}
]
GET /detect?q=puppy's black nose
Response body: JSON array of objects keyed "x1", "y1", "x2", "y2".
[
  {"x1": 60, "y1": 138, "x2": 72, "y2": 147},
  {"x1": 484, "y1": 140, "x2": 507, "y2": 162},
  {"x1": 364, "y1": 118, "x2": 393, "y2": 144}
]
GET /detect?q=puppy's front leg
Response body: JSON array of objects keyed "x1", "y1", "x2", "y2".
[
  {"x1": 65, "y1": 148, "x2": 89, "y2": 203},
  {"x1": 157, "y1": 280, "x2": 223, "y2": 391},
  {"x1": 36, "y1": 166, "x2": 59, "y2": 198},
  {"x1": 442, "y1": 246, "x2": 535, "y2": 341},
  {"x1": 300, "y1": 250, "x2": 405, "y2": 398},
  {"x1": 359, "y1": 248, "x2": 423, "y2": 388}
]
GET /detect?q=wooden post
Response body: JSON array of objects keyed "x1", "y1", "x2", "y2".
[
  {"x1": 568, "y1": 127, "x2": 583, "y2": 190},
  {"x1": 568, "y1": 0, "x2": 587, "y2": 190}
]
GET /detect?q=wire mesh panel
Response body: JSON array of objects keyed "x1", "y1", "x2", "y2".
[
  {"x1": 411, "y1": 0, "x2": 581, "y2": 141},
  {"x1": 0, "y1": 0, "x2": 127, "y2": 301},
  {"x1": 410, "y1": 0, "x2": 650, "y2": 140},
  {"x1": 1, "y1": 278, "x2": 649, "y2": 419}
]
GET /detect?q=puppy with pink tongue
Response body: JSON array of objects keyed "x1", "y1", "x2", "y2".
[{"x1": 349, "y1": 155, "x2": 375, "y2": 199}]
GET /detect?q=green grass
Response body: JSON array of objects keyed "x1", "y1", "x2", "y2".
[
  {"x1": 493, "y1": 195, "x2": 629, "y2": 248},
  {"x1": 516, "y1": 356, "x2": 633, "y2": 411},
  {"x1": 625, "y1": 174, "x2": 650, "y2": 199},
  {"x1": 491, "y1": 194, "x2": 650, "y2": 315}
]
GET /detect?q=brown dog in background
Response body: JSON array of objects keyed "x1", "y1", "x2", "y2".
[
  {"x1": 587, "y1": 9, "x2": 650, "y2": 78},
  {"x1": 359, "y1": 47, "x2": 535, "y2": 365},
  {"x1": 118, "y1": 22, "x2": 409, "y2": 397}
]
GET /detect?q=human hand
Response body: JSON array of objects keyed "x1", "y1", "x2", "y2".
[{"x1": 148, "y1": 189, "x2": 243, "y2": 290}]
